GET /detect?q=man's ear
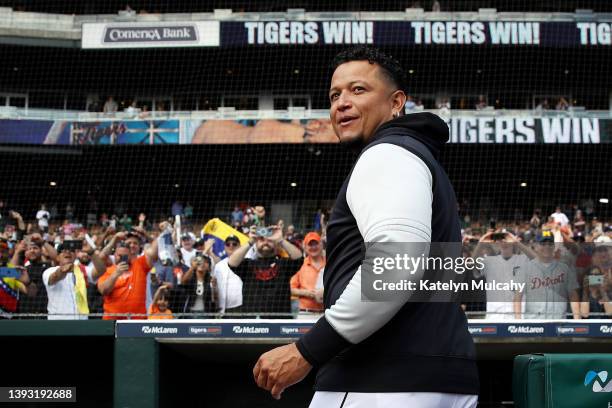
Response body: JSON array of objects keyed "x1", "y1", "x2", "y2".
[{"x1": 392, "y1": 90, "x2": 407, "y2": 115}]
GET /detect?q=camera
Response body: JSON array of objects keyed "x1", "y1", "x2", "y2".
[
  {"x1": 491, "y1": 233, "x2": 507, "y2": 241},
  {"x1": 62, "y1": 240, "x2": 83, "y2": 251},
  {"x1": 256, "y1": 227, "x2": 273, "y2": 238},
  {"x1": 194, "y1": 251, "x2": 205, "y2": 265},
  {"x1": 588, "y1": 275, "x2": 604, "y2": 286}
]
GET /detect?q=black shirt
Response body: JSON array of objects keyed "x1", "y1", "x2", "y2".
[
  {"x1": 234, "y1": 256, "x2": 302, "y2": 315},
  {"x1": 18, "y1": 260, "x2": 52, "y2": 316}
]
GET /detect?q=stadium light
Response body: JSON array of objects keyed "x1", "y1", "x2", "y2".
[
  {"x1": 290, "y1": 182, "x2": 297, "y2": 187},
  {"x1": 49, "y1": 181, "x2": 57, "y2": 186},
  {"x1": 174, "y1": 184, "x2": 180, "y2": 188},
  {"x1": 520, "y1": 182, "x2": 527, "y2": 187},
  {"x1": 600, "y1": 198, "x2": 609, "y2": 204}
]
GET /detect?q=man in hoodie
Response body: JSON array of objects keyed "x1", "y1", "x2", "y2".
[{"x1": 253, "y1": 46, "x2": 479, "y2": 407}]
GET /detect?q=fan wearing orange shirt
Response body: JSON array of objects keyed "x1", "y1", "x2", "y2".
[
  {"x1": 97, "y1": 222, "x2": 170, "y2": 320},
  {"x1": 290, "y1": 232, "x2": 325, "y2": 312}
]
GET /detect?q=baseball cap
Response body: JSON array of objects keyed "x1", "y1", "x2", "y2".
[
  {"x1": 225, "y1": 235, "x2": 240, "y2": 245},
  {"x1": 536, "y1": 230, "x2": 554, "y2": 243},
  {"x1": 181, "y1": 232, "x2": 196, "y2": 241},
  {"x1": 304, "y1": 232, "x2": 321, "y2": 245}
]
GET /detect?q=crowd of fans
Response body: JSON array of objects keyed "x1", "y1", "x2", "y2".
[{"x1": 0, "y1": 200, "x2": 609, "y2": 320}]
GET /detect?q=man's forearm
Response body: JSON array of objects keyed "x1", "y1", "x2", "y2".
[
  {"x1": 98, "y1": 272, "x2": 120, "y2": 295},
  {"x1": 48, "y1": 269, "x2": 68, "y2": 286},
  {"x1": 145, "y1": 237, "x2": 159, "y2": 265},
  {"x1": 517, "y1": 242, "x2": 537, "y2": 260},
  {"x1": 43, "y1": 242, "x2": 58, "y2": 262},
  {"x1": 513, "y1": 293, "x2": 523, "y2": 318},
  {"x1": 570, "y1": 291, "x2": 581, "y2": 319},
  {"x1": 279, "y1": 239, "x2": 302, "y2": 259},
  {"x1": 90, "y1": 252, "x2": 107, "y2": 280},
  {"x1": 100, "y1": 238, "x2": 117, "y2": 259},
  {"x1": 292, "y1": 288, "x2": 313, "y2": 299},
  {"x1": 10, "y1": 251, "x2": 23, "y2": 267},
  {"x1": 228, "y1": 243, "x2": 251, "y2": 268}
]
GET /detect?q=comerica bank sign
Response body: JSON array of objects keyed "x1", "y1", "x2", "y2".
[
  {"x1": 82, "y1": 21, "x2": 220, "y2": 49},
  {"x1": 104, "y1": 26, "x2": 197, "y2": 42}
]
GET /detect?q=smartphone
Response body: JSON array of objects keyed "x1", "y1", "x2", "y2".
[
  {"x1": 118, "y1": 254, "x2": 129, "y2": 264},
  {"x1": 588, "y1": 275, "x2": 604, "y2": 286},
  {"x1": 62, "y1": 240, "x2": 83, "y2": 251},
  {"x1": 491, "y1": 233, "x2": 506, "y2": 241},
  {"x1": 489, "y1": 220, "x2": 497, "y2": 230}
]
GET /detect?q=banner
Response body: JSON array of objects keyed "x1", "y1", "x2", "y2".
[
  {"x1": 185, "y1": 116, "x2": 611, "y2": 144},
  {"x1": 1, "y1": 116, "x2": 610, "y2": 145},
  {"x1": 115, "y1": 320, "x2": 612, "y2": 338},
  {"x1": 220, "y1": 21, "x2": 612, "y2": 47},
  {"x1": 0, "y1": 120, "x2": 70, "y2": 144},
  {"x1": 71, "y1": 120, "x2": 179, "y2": 144},
  {"x1": 82, "y1": 21, "x2": 220, "y2": 49}
]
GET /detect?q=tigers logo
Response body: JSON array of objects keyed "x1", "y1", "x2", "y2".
[
  {"x1": 584, "y1": 370, "x2": 612, "y2": 393},
  {"x1": 254, "y1": 263, "x2": 278, "y2": 281}
]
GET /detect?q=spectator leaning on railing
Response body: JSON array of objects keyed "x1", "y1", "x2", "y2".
[
  {"x1": 580, "y1": 246, "x2": 612, "y2": 318},
  {"x1": 470, "y1": 230, "x2": 536, "y2": 320},
  {"x1": 97, "y1": 222, "x2": 168, "y2": 320},
  {"x1": 514, "y1": 230, "x2": 581, "y2": 319},
  {"x1": 290, "y1": 232, "x2": 325, "y2": 313},
  {"x1": 15, "y1": 233, "x2": 57, "y2": 317},
  {"x1": 179, "y1": 254, "x2": 216, "y2": 317},
  {"x1": 212, "y1": 235, "x2": 243, "y2": 314}
]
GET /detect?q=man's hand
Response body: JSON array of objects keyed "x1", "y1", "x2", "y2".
[
  {"x1": 268, "y1": 226, "x2": 284, "y2": 244},
  {"x1": 253, "y1": 343, "x2": 312, "y2": 400},
  {"x1": 14, "y1": 240, "x2": 27, "y2": 253},
  {"x1": 9, "y1": 210, "x2": 22, "y2": 220},
  {"x1": 204, "y1": 238, "x2": 215, "y2": 254},
  {"x1": 479, "y1": 231, "x2": 494, "y2": 243},
  {"x1": 314, "y1": 288, "x2": 324, "y2": 304},
  {"x1": 114, "y1": 231, "x2": 128, "y2": 242},
  {"x1": 115, "y1": 262, "x2": 129, "y2": 276},
  {"x1": 30, "y1": 233, "x2": 43, "y2": 245}
]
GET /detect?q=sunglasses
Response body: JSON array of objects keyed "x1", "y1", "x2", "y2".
[{"x1": 225, "y1": 241, "x2": 239, "y2": 247}]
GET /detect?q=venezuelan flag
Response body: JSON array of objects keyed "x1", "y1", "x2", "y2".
[{"x1": 201, "y1": 218, "x2": 249, "y2": 259}]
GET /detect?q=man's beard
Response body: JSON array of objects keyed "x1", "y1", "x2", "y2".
[
  {"x1": 258, "y1": 245, "x2": 274, "y2": 258},
  {"x1": 338, "y1": 132, "x2": 366, "y2": 153}
]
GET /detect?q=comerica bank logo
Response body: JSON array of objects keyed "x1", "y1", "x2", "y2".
[
  {"x1": 232, "y1": 325, "x2": 270, "y2": 335},
  {"x1": 584, "y1": 370, "x2": 612, "y2": 393}
]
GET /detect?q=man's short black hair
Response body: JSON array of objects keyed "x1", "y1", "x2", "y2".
[{"x1": 330, "y1": 46, "x2": 407, "y2": 93}]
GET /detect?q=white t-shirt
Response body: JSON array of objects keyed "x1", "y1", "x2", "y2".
[
  {"x1": 550, "y1": 211, "x2": 570, "y2": 226},
  {"x1": 181, "y1": 247, "x2": 196, "y2": 267},
  {"x1": 36, "y1": 210, "x2": 50, "y2": 228},
  {"x1": 42, "y1": 264, "x2": 96, "y2": 320},
  {"x1": 212, "y1": 258, "x2": 243, "y2": 312},
  {"x1": 474, "y1": 253, "x2": 529, "y2": 320}
]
